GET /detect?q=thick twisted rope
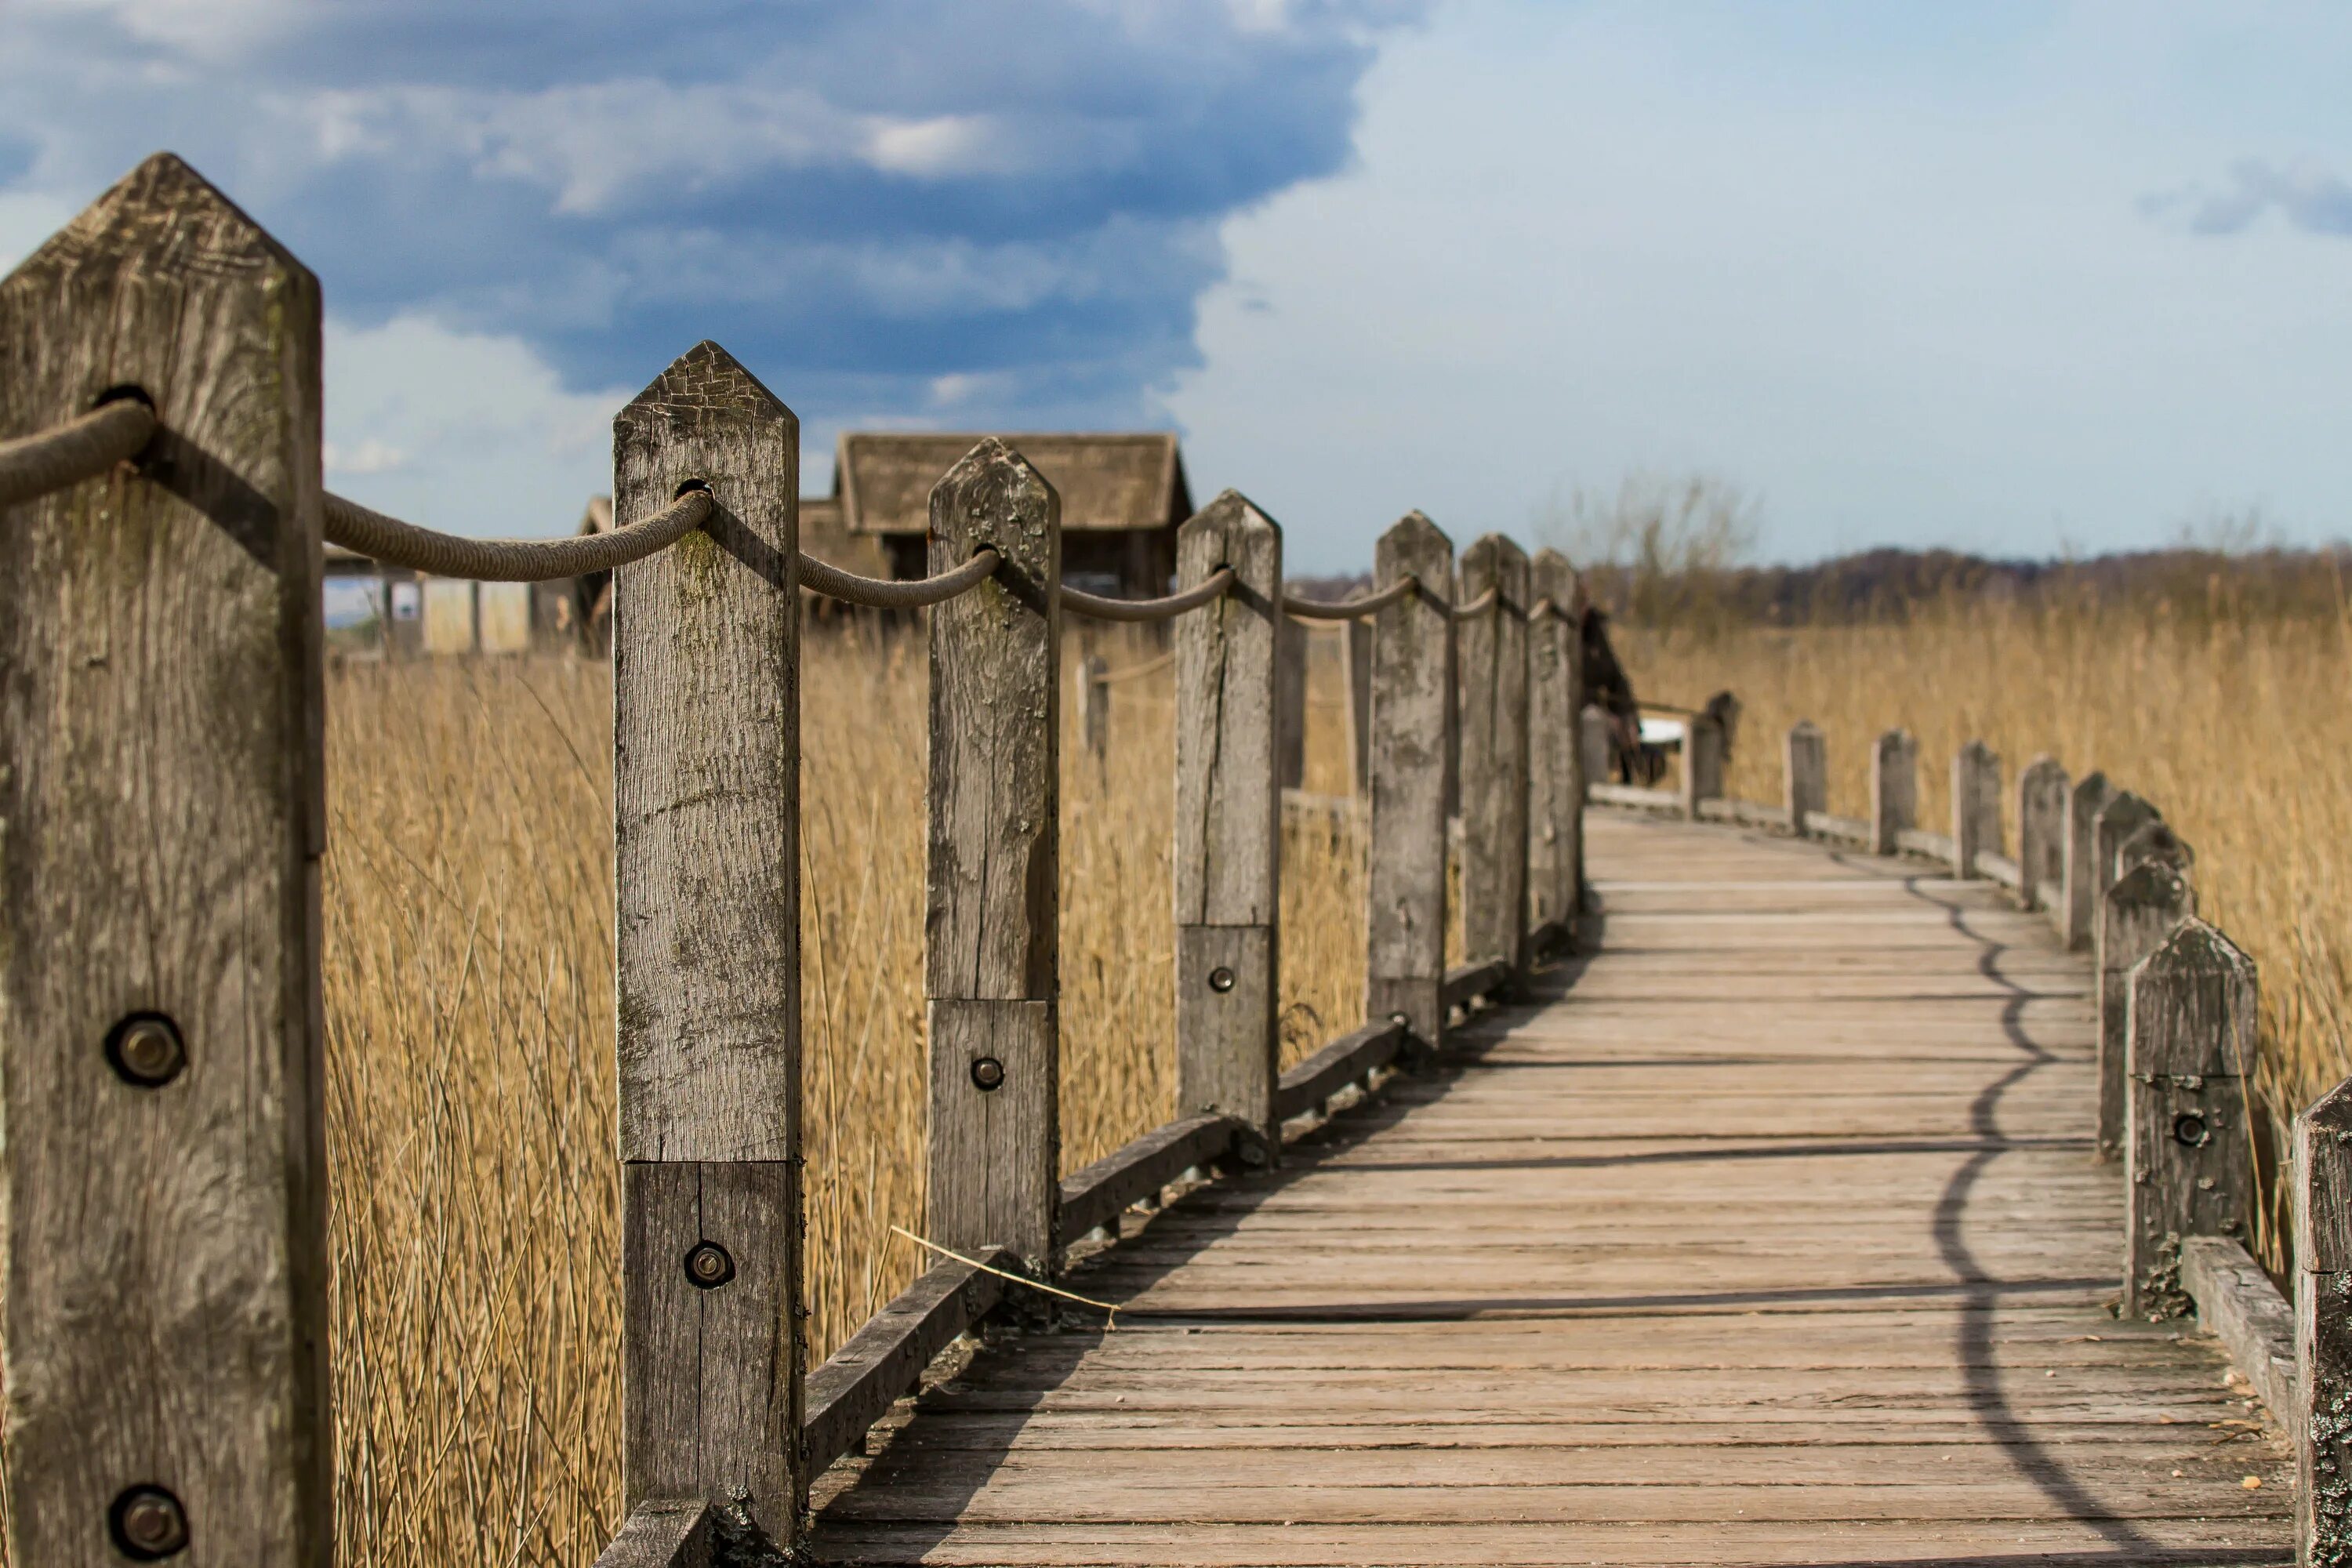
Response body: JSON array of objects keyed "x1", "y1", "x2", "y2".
[
  {"x1": 324, "y1": 489, "x2": 713, "y2": 579},
  {"x1": 1282, "y1": 576, "x2": 1418, "y2": 620},
  {"x1": 801, "y1": 550, "x2": 1002, "y2": 608},
  {"x1": 1062, "y1": 568, "x2": 1236, "y2": 622},
  {"x1": 1450, "y1": 585, "x2": 1500, "y2": 619},
  {"x1": 0, "y1": 401, "x2": 158, "y2": 510}
]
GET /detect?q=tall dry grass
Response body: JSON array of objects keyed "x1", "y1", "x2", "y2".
[
  {"x1": 307, "y1": 622, "x2": 1366, "y2": 1563},
  {"x1": 1622, "y1": 594, "x2": 2352, "y2": 1265}
]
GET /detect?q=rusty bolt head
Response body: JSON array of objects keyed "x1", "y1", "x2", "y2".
[
  {"x1": 111, "y1": 1486, "x2": 189, "y2": 1559},
  {"x1": 1207, "y1": 966, "x2": 1236, "y2": 994},
  {"x1": 107, "y1": 1014, "x2": 186, "y2": 1088},
  {"x1": 970, "y1": 1056, "x2": 1005, "y2": 1092},
  {"x1": 682, "y1": 1240, "x2": 735, "y2": 1290}
]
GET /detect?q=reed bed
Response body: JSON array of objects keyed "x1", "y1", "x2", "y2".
[
  {"x1": 304, "y1": 623, "x2": 1366, "y2": 1565},
  {"x1": 1622, "y1": 596, "x2": 2352, "y2": 1268}
]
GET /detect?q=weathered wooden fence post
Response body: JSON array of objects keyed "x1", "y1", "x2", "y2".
[
  {"x1": 2096, "y1": 861, "x2": 2196, "y2": 1163},
  {"x1": 2119, "y1": 818, "x2": 2194, "y2": 880},
  {"x1": 1680, "y1": 710, "x2": 1725, "y2": 819},
  {"x1": 613, "y1": 341, "x2": 804, "y2": 1550},
  {"x1": 1581, "y1": 706, "x2": 1614, "y2": 788},
  {"x1": 0, "y1": 153, "x2": 333, "y2": 1568},
  {"x1": 1275, "y1": 615, "x2": 1307, "y2": 790},
  {"x1": 1366, "y1": 512, "x2": 1454, "y2": 1049},
  {"x1": 1784, "y1": 720, "x2": 1827, "y2": 833},
  {"x1": 2294, "y1": 1075, "x2": 2352, "y2": 1559},
  {"x1": 1344, "y1": 617, "x2": 1374, "y2": 797},
  {"x1": 2123, "y1": 919, "x2": 2256, "y2": 1318},
  {"x1": 2016, "y1": 755, "x2": 2069, "y2": 912},
  {"x1": 1078, "y1": 652, "x2": 1110, "y2": 765},
  {"x1": 927, "y1": 440, "x2": 1062, "y2": 1272},
  {"x1": 2096, "y1": 790, "x2": 2161, "y2": 906},
  {"x1": 1459, "y1": 535, "x2": 1530, "y2": 975},
  {"x1": 1870, "y1": 728, "x2": 1917, "y2": 856},
  {"x1": 2062, "y1": 770, "x2": 2114, "y2": 950},
  {"x1": 1951, "y1": 740, "x2": 2001, "y2": 878},
  {"x1": 1176, "y1": 491, "x2": 1281, "y2": 1155},
  {"x1": 1527, "y1": 549, "x2": 1584, "y2": 943}
]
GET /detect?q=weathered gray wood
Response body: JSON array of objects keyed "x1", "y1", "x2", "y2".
[
  {"x1": 1869, "y1": 729, "x2": 1916, "y2": 856},
  {"x1": 1679, "y1": 710, "x2": 1725, "y2": 818},
  {"x1": 613, "y1": 340, "x2": 804, "y2": 1546},
  {"x1": 2061, "y1": 769, "x2": 2114, "y2": 950},
  {"x1": 2123, "y1": 918, "x2": 2256, "y2": 1319},
  {"x1": 1275, "y1": 614, "x2": 1308, "y2": 791},
  {"x1": 2015, "y1": 756, "x2": 2068, "y2": 914},
  {"x1": 1061, "y1": 1114, "x2": 1245, "y2": 1243},
  {"x1": 1949, "y1": 740, "x2": 2000, "y2": 880},
  {"x1": 1174, "y1": 492, "x2": 1282, "y2": 1142},
  {"x1": 1581, "y1": 706, "x2": 1614, "y2": 789},
  {"x1": 804, "y1": 1250, "x2": 1014, "y2": 1479},
  {"x1": 1783, "y1": 720, "x2": 1826, "y2": 832},
  {"x1": 2118, "y1": 818, "x2": 2194, "y2": 879},
  {"x1": 2176, "y1": 1236, "x2": 2295, "y2": 1428},
  {"x1": 1364, "y1": 513, "x2": 1454, "y2": 1047},
  {"x1": 0, "y1": 153, "x2": 332, "y2": 1568},
  {"x1": 2097, "y1": 861, "x2": 2195, "y2": 1164},
  {"x1": 1527, "y1": 550, "x2": 1583, "y2": 938},
  {"x1": 623, "y1": 1163, "x2": 799, "y2": 1541},
  {"x1": 2095, "y1": 790, "x2": 2161, "y2": 906},
  {"x1": 1078, "y1": 652, "x2": 1109, "y2": 764},
  {"x1": 1273, "y1": 1019, "x2": 1411, "y2": 1123},
  {"x1": 927, "y1": 440, "x2": 1061, "y2": 1269},
  {"x1": 1443, "y1": 958, "x2": 1512, "y2": 1013},
  {"x1": 593, "y1": 1499, "x2": 715, "y2": 1568},
  {"x1": 2296, "y1": 1073, "x2": 2352, "y2": 1559},
  {"x1": 1458, "y1": 535, "x2": 1530, "y2": 975},
  {"x1": 1344, "y1": 616, "x2": 1374, "y2": 796}
]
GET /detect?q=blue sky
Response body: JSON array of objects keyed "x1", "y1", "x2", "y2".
[{"x1": 4, "y1": 2, "x2": 2348, "y2": 568}]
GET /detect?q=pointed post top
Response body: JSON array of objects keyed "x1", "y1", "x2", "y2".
[
  {"x1": 1375, "y1": 510, "x2": 1453, "y2": 595},
  {"x1": 1181, "y1": 488, "x2": 1279, "y2": 544},
  {"x1": 2118, "y1": 818, "x2": 2194, "y2": 877},
  {"x1": 1959, "y1": 738, "x2": 1997, "y2": 765},
  {"x1": 930, "y1": 435, "x2": 1058, "y2": 588},
  {"x1": 7, "y1": 151, "x2": 309, "y2": 296},
  {"x1": 2021, "y1": 753, "x2": 2065, "y2": 782},
  {"x1": 2143, "y1": 913, "x2": 2252, "y2": 983},
  {"x1": 620, "y1": 340, "x2": 793, "y2": 425},
  {"x1": 2294, "y1": 1072, "x2": 2352, "y2": 1271},
  {"x1": 2108, "y1": 858, "x2": 2194, "y2": 916},
  {"x1": 1876, "y1": 728, "x2": 1915, "y2": 753},
  {"x1": 1463, "y1": 532, "x2": 1530, "y2": 569},
  {"x1": 1791, "y1": 718, "x2": 1823, "y2": 739},
  {"x1": 2098, "y1": 789, "x2": 2159, "y2": 833}
]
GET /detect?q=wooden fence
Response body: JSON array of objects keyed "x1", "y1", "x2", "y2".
[
  {"x1": 0, "y1": 155, "x2": 1588, "y2": 1567},
  {"x1": 1589, "y1": 717, "x2": 2352, "y2": 1562}
]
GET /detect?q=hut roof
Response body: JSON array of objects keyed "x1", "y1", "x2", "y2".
[{"x1": 836, "y1": 433, "x2": 1189, "y2": 535}]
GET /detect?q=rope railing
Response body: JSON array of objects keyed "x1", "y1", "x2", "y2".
[
  {"x1": 800, "y1": 549, "x2": 1002, "y2": 608},
  {"x1": 323, "y1": 489, "x2": 713, "y2": 579},
  {"x1": 1282, "y1": 576, "x2": 1418, "y2": 620},
  {"x1": 1451, "y1": 584, "x2": 1500, "y2": 619},
  {"x1": 0, "y1": 401, "x2": 158, "y2": 510},
  {"x1": 1062, "y1": 568, "x2": 1235, "y2": 622}
]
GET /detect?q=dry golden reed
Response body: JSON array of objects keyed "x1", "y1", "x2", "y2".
[
  {"x1": 305, "y1": 623, "x2": 1365, "y2": 1564},
  {"x1": 1622, "y1": 596, "x2": 2352, "y2": 1264}
]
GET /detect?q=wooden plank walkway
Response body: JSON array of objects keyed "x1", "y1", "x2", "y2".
[{"x1": 814, "y1": 810, "x2": 2292, "y2": 1566}]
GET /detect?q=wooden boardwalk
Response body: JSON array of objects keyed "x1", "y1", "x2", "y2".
[{"x1": 814, "y1": 810, "x2": 2292, "y2": 1566}]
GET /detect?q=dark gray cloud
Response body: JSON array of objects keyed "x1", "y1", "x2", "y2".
[{"x1": 1, "y1": 0, "x2": 1417, "y2": 425}]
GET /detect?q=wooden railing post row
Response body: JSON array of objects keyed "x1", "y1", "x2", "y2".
[
  {"x1": 1527, "y1": 549, "x2": 1584, "y2": 943},
  {"x1": 0, "y1": 153, "x2": 333, "y2": 1568},
  {"x1": 2293, "y1": 1076, "x2": 2352, "y2": 1559},
  {"x1": 1680, "y1": 710, "x2": 1725, "y2": 818},
  {"x1": 927, "y1": 440, "x2": 1062, "y2": 1270},
  {"x1": 1784, "y1": 720, "x2": 1827, "y2": 834},
  {"x1": 1870, "y1": 729, "x2": 1917, "y2": 855},
  {"x1": 1460, "y1": 535, "x2": 1530, "y2": 978},
  {"x1": 1175, "y1": 491, "x2": 1281, "y2": 1155},
  {"x1": 2096, "y1": 860, "x2": 2196, "y2": 1163},
  {"x1": 612, "y1": 340, "x2": 805, "y2": 1552},
  {"x1": 1367, "y1": 513, "x2": 1454, "y2": 1051},
  {"x1": 2016, "y1": 755, "x2": 2070, "y2": 913},
  {"x1": 2122, "y1": 918, "x2": 2256, "y2": 1319},
  {"x1": 1951, "y1": 739, "x2": 2000, "y2": 878},
  {"x1": 2061, "y1": 770, "x2": 2115, "y2": 950},
  {"x1": 2096, "y1": 790, "x2": 2161, "y2": 913}
]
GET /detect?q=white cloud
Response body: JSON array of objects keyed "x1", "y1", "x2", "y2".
[{"x1": 323, "y1": 313, "x2": 630, "y2": 536}]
